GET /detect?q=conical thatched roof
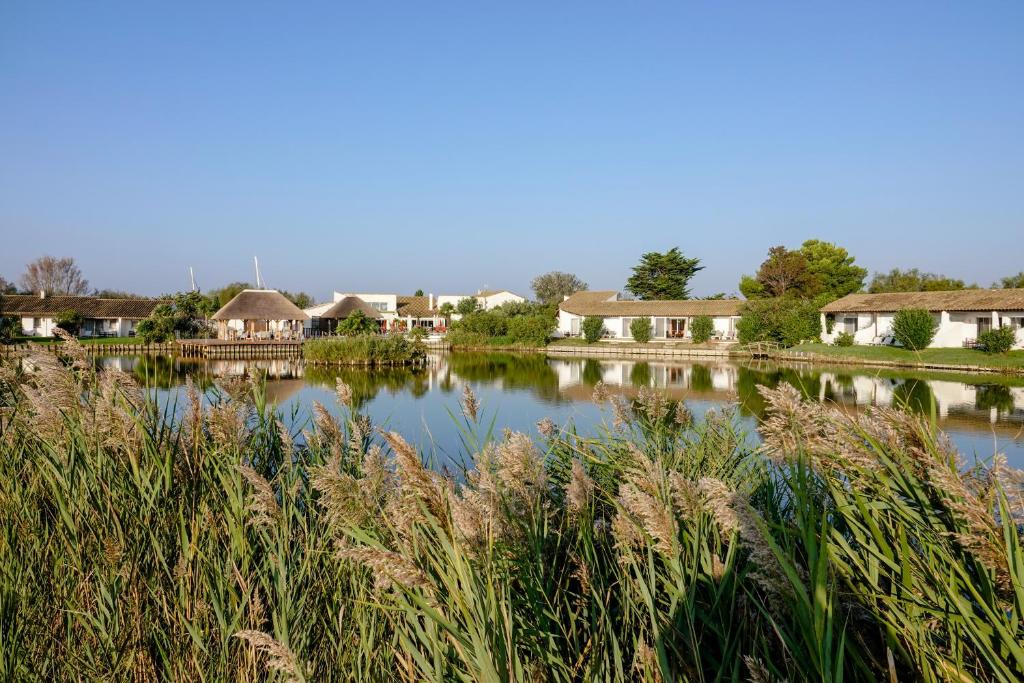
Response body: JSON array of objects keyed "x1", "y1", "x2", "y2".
[
  {"x1": 319, "y1": 296, "x2": 383, "y2": 320},
  {"x1": 211, "y1": 290, "x2": 309, "y2": 321}
]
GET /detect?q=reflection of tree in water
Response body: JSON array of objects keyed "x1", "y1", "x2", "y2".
[
  {"x1": 304, "y1": 365, "x2": 427, "y2": 410},
  {"x1": 582, "y1": 359, "x2": 603, "y2": 387},
  {"x1": 689, "y1": 364, "x2": 713, "y2": 393},
  {"x1": 630, "y1": 362, "x2": 651, "y2": 388},
  {"x1": 447, "y1": 352, "x2": 563, "y2": 403},
  {"x1": 734, "y1": 365, "x2": 823, "y2": 419},
  {"x1": 892, "y1": 379, "x2": 936, "y2": 415},
  {"x1": 975, "y1": 384, "x2": 1014, "y2": 414},
  {"x1": 127, "y1": 355, "x2": 216, "y2": 391}
]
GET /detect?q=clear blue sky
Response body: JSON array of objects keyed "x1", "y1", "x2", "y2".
[{"x1": 1, "y1": 1, "x2": 1021, "y2": 300}]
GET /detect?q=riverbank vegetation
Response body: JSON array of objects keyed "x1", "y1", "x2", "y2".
[
  {"x1": 445, "y1": 301, "x2": 557, "y2": 348},
  {"x1": 789, "y1": 342, "x2": 1024, "y2": 369},
  {"x1": 303, "y1": 334, "x2": 425, "y2": 365},
  {"x1": 1, "y1": 338, "x2": 1022, "y2": 680}
]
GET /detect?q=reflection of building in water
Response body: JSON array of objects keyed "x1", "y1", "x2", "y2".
[
  {"x1": 551, "y1": 359, "x2": 739, "y2": 395},
  {"x1": 206, "y1": 358, "x2": 305, "y2": 379}
]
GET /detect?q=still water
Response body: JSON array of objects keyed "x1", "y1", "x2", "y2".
[{"x1": 97, "y1": 352, "x2": 1024, "y2": 468}]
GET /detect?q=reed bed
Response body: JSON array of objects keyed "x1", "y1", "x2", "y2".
[
  {"x1": 0, "y1": 336, "x2": 1022, "y2": 681},
  {"x1": 303, "y1": 335, "x2": 426, "y2": 366}
]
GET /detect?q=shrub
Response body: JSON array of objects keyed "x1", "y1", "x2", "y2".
[
  {"x1": 977, "y1": 325, "x2": 1016, "y2": 354},
  {"x1": 737, "y1": 298, "x2": 821, "y2": 347},
  {"x1": 303, "y1": 334, "x2": 424, "y2": 365},
  {"x1": 0, "y1": 316, "x2": 19, "y2": 342},
  {"x1": 452, "y1": 311, "x2": 507, "y2": 338},
  {"x1": 690, "y1": 315, "x2": 714, "y2": 343},
  {"x1": 408, "y1": 326, "x2": 429, "y2": 341},
  {"x1": 629, "y1": 317, "x2": 652, "y2": 343},
  {"x1": 582, "y1": 316, "x2": 605, "y2": 343},
  {"x1": 892, "y1": 308, "x2": 937, "y2": 350},
  {"x1": 55, "y1": 309, "x2": 84, "y2": 335},
  {"x1": 337, "y1": 310, "x2": 379, "y2": 336},
  {"x1": 834, "y1": 331, "x2": 855, "y2": 347},
  {"x1": 505, "y1": 315, "x2": 555, "y2": 346}
]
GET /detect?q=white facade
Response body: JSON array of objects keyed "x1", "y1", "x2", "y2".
[
  {"x1": 436, "y1": 289, "x2": 527, "y2": 313},
  {"x1": 18, "y1": 315, "x2": 142, "y2": 338},
  {"x1": 556, "y1": 291, "x2": 743, "y2": 342},
  {"x1": 821, "y1": 309, "x2": 1024, "y2": 349}
]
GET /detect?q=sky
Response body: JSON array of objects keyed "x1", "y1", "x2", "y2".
[{"x1": 1, "y1": 2, "x2": 1022, "y2": 301}]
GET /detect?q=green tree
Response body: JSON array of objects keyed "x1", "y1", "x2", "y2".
[
  {"x1": 891, "y1": 308, "x2": 937, "y2": 350},
  {"x1": 737, "y1": 298, "x2": 821, "y2": 347},
  {"x1": 799, "y1": 239, "x2": 867, "y2": 300},
  {"x1": 414, "y1": 289, "x2": 425, "y2": 297},
  {"x1": 738, "y1": 275, "x2": 766, "y2": 299},
  {"x1": 0, "y1": 275, "x2": 16, "y2": 294},
  {"x1": 582, "y1": 316, "x2": 605, "y2": 343},
  {"x1": 629, "y1": 317, "x2": 652, "y2": 343},
  {"x1": 869, "y1": 268, "x2": 973, "y2": 293},
  {"x1": 625, "y1": 247, "x2": 703, "y2": 300},
  {"x1": 92, "y1": 289, "x2": 149, "y2": 299},
  {"x1": 208, "y1": 282, "x2": 252, "y2": 308},
  {"x1": 280, "y1": 290, "x2": 314, "y2": 309},
  {"x1": 531, "y1": 271, "x2": 588, "y2": 305},
  {"x1": 977, "y1": 326, "x2": 1016, "y2": 354},
  {"x1": 336, "y1": 310, "x2": 379, "y2": 336},
  {"x1": 137, "y1": 292, "x2": 215, "y2": 343},
  {"x1": 456, "y1": 297, "x2": 481, "y2": 315},
  {"x1": 996, "y1": 272, "x2": 1024, "y2": 289},
  {"x1": 439, "y1": 302, "x2": 455, "y2": 324},
  {"x1": 689, "y1": 315, "x2": 714, "y2": 343}
]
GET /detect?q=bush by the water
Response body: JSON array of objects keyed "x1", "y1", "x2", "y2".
[
  {"x1": 690, "y1": 314, "x2": 714, "y2": 343},
  {"x1": 629, "y1": 316, "x2": 652, "y2": 343},
  {"x1": 582, "y1": 315, "x2": 605, "y2": 343},
  {"x1": 737, "y1": 297, "x2": 821, "y2": 347},
  {"x1": 978, "y1": 325, "x2": 1017, "y2": 354},
  {"x1": 892, "y1": 308, "x2": 937, "y2": 350},
  {"x1": 447, "y1": 308, "x2": 555, "y2": 347},
  {"x1": 834, "y1": 331, "x2": 855, "y2": 347},
  {"x1": 336, "y1": 310, "x2": 379, "y2": 336},
  {"x1": 303, "y1": 333, "x2": 424, "y2": 364},
  {"x1": 2, "y1": 337, "x2": 1023, "y2": 681}
]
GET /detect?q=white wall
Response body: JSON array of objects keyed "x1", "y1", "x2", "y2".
[
  {"x1": 555, "y1": 311, "x2": 740, "y2": 341},
  {"x1": 822, "y1": 309, "x2": 1024, "y2": 348}
]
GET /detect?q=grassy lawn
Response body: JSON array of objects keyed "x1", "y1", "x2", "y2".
[
  {"x1": 788, "y1": 343, "x2": 1024, "y2": 369},
  {"x1": 7, "y1": 336, "x2": 146, "y2": 346}
]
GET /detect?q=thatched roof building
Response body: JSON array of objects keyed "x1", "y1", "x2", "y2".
[
  {"x1": 319, "y1": 296, "x2": 383, "y2": 320},
  {"x1": 211, "y1": 289, "x2": 308, "y2": 339}
]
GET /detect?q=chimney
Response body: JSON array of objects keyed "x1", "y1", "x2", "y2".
[
  {"x1": 39, "y1": 290, "x2": 46, "y2": 299},
  {"x1": 428, "y1": 293, "x2": 434, "y2": 310}
]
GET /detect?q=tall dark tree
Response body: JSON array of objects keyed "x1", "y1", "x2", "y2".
[
  {"x1": 0, "y1": 275, "x2": 16, "y2": 294},
  {"x1": 531, "y1": 271, "x2": 588, "y2": 304},
  {"x1": 625, "y1": 248, "x2": 703, "y2": 300},
  {"x1": 868, "y1": 268, "x2": 974, "y2": 293},
  {"x1": 20, "y1": 256, "x2": 89, "y2": 295}
]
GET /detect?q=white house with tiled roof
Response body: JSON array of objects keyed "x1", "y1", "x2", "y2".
[
  {"x1": 333, "y1": 291, "x2": 446, "y2": 332},
  {"x1": 0, "y1": 292, "x2": 164, "y2": 337},
  {"x1": 556, "y1": 291, "x2": 744, "y2": 341},
  {"x1": 436, "y1": 289, "x2": 526, "y2": 311},
  {"x1": 820, "y1": 289, "x2": 1024, "y2": 348}
]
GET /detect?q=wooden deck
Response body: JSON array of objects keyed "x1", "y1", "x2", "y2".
[{"x1": 177, "y1": 339, "x2": 304, "y2": 359}]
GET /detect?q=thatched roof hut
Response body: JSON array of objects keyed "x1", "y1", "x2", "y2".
[
  {"x1": 212, "y1": 289, "x2": 309, "y2": 322},
  {"x1": 211, "y1": 289, "x2": 308, "y2": 339},
  {"x1": 319, "y1": 296, "x2": 383, "y2": 320}
]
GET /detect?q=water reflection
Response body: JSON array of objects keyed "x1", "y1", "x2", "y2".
[{"x1": 97, "y1": 352, "x2": 1024, "y2": 464}]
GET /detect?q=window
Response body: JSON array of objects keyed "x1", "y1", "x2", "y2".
[
  {"x1": 977, "y1": 317, "x2": 992, "y2": 335},
  {"x1": 622, "y1": 317, "x2": 634, "y2": 337},
  {"x1": 843, "y1": 317, "x2": 858, "y2": 334},
  {"x1": 370, "y1": 302, "x2": 388, "y2": 312}
]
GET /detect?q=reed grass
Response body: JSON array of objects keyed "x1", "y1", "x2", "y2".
[
  {"x1": 0, "y1": 337, "x2": 1022, "y2": 681},
  {"x1": 303, "y1": 334, "x2": 426, "y2": 366}
]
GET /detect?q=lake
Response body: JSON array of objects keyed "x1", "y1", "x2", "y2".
[{"x1": 96, "y1": 351, "x2": 1024, "y2": 469}]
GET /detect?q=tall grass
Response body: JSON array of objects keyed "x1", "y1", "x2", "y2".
[
  {"x1": 303, "y1": 334, "x2": 426, "y2": 365},
  {"x1": 0, "y1": 337, "x2": 1022, "y2": 681}
]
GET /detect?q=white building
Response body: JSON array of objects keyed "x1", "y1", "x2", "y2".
[
  {"x1": 436, "y1": 289, "x2": 527, "y2": 312},
  {"x1": 556, "y1": 291, "x2": 744, "y2": 341},
  {"x1": 820, "y1": 290, "x2": 1024, "y2": 349},
  {"x1": 332, "y1": 292, "x2": 445, "y2": 331},
  {"x1": 0, "y1": 292, "x2": 163, "y2": 337}
]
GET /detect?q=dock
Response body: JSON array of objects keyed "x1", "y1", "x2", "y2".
[{"x1": 177, "y1": 339, "x2": 304, "y2": 359}]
